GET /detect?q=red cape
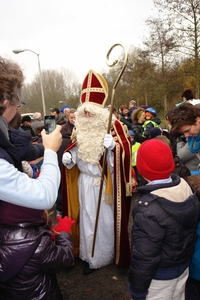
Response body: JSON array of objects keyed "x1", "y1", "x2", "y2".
[{"x1": 62, "y1": 119, "x2": 132, "y2": 268}]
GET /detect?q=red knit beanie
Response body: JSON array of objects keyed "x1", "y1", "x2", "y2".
[{"x1": 137, "y1": 139, "x2": 175, "y2": 181}]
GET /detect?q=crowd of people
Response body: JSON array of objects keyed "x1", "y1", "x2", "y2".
[
  {"x1": 127, "y1": 95, "x2": 200, "y2": 300},
  {"x1": 1, "y1": 55, "x2": 200, "y2": 300}
]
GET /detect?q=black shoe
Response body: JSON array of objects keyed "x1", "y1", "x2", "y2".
[{"x1": 83, "y1": 264, "x2": 95, "y2": 275}]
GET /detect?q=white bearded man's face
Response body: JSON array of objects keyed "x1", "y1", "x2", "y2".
[
  {"x1": 75, "y1": 103, "x2": 110, "y2": 164},
  {"x1": 84, "y1": 109, "x2": 92, "y2": 118}
]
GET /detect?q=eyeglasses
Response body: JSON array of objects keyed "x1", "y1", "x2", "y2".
[{"x1": 17, "y1": 101, "x2": 26, "y2": 109}]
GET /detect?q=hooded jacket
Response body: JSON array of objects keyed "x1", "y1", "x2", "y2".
[
  {"x1": 0, "y1": 223, "x2": 74, "y2": 299},
  {"x1": 129, "y1": 174, "x2": 199, "y2": 299}
]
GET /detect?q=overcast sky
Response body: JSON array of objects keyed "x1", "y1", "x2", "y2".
[{"x1": 1, "y1": 0, "x2": 155, "y2": 84}]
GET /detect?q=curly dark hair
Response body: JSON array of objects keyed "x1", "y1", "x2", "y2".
[
  {"x1": 170, "y1": 102, "x2": 200, "y2": 132},
  {"x1": 0, "y1": 56, "x2": 24, "y2": 115}
]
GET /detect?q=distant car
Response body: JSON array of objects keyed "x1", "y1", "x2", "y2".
[{"x1": 21, "y1": 113, "x2": 34, "y2": 119}]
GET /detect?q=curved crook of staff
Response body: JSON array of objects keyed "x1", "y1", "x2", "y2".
[{"x1": 91, "y1": 43, "x2": 128, "y2": 257}]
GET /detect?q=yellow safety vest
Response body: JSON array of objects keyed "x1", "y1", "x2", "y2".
[{"x1": 131, "y1": 142, "x2": 141, "y2": 167}]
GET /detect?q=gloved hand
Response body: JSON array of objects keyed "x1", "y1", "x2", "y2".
[
  {"x1": 62, "y1": 151, "x2": 72, "y2": 165},
  {"x1": 52, "y1": 216, "x2": 75, "y2": 233},
  {"x1": 103, "y1": 134, "x2": 115, "y2": 150}
]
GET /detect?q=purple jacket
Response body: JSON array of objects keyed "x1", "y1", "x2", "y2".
[{"x1": 0, "y1": 222, "x2": 74, "y2": 299}]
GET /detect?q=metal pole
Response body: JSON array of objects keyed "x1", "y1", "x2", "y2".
[
  {"x1": 36, "y1": 53, "x2": 46, "y2": 116},
  {"x1": 13, "y1": 48, "x2": 46, "y2": 116}
]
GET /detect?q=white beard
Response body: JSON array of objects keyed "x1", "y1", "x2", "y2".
[{"x1": 75, "y1": 104, "x2": 110, "y2": 164}]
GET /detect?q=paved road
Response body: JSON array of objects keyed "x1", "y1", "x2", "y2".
[
  {"x1": 49, "y1": 196, "x2": 136, "y2": 300},
  {"x1": 57, "y1": 258, "x2": 131, "y2": 300}
]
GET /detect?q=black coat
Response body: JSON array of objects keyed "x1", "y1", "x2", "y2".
[
  {"x1": 120, "y1": 114, "x2": 132, "y2": 130},
  {"x1": 0, "y1": 223, "x2": 74, "y2": 299},
  {"x1": 129, "y1": 174, "x2": 199, "y2": 295},
  {"x1": 131, "y1": 122, "x2": 146, "y2": 143},
  {"x1": 0, "y1": 126, "x2": 44, "y2": 171},
  {"x1": 20, "y1": 124, "x2": 39, "y2": 142}
]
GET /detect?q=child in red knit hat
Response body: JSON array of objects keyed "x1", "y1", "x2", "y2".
[{"x1": 128, "y1": 139, "x2": 199, "y2": 300}]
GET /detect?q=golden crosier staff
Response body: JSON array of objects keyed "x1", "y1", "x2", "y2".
[{"x1": 91, "y1": 43, "x2": 128, "y2": 257}]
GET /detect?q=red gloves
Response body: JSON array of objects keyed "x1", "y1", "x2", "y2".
[{"x1": 52, "y1": 216, "x2": 75, "y2": 234}]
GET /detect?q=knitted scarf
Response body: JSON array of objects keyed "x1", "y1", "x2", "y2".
[{"x1": 188, "y1": 134, "x2": 200, "y2": 153}]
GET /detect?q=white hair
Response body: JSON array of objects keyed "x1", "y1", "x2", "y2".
[
  {"x1": 75, "y1": 103, "x2": 110, "y2": 164},
  {"x1": 33, "y1": 112, "x2": 42, "y2": 120}
]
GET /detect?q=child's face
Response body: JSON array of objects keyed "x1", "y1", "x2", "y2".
[{"x1": 145, "y1": 112, "x2": 154, "y2": 120}]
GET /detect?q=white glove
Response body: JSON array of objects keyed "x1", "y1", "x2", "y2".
[
  {"x1": 103, "y1": 134, "x2": 116, "y2": 150},
  {"x1": 62, "y1": 151, "x2": 72, "y2": 165}
]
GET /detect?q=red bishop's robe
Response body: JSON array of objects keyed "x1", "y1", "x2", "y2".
[{"x1": 62, "y1": 119, "x2": 132, "y2": 269}]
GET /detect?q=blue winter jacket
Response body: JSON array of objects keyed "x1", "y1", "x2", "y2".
[{"x1": 189, "y1": 221, "x2": 200, "y2": 281}]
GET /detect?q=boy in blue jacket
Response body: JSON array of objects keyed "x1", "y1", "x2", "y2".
[
  {"x1": 185, "y1": 174, "x2": 200, "y2": 300},
  {"x1": 128, "y1": 139, "x2": 199, "y2": 300}
]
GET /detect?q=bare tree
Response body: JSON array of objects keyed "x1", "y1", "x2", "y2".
[
  {"x1": 143, "y1": 15, "x2": 179, "y2": 112},
  {"x1": 103, "y1": 46, "x2": 163, "y2": 110},
  {"x1": 22, "y1": 68, "x2": 80, "y2": 115},
  {"x1": 60, "y1": 68, "x2": 81, "y2": 108},
  {"x1": 123, "y1": 48, "x2": 158, "y2": 108},
  {"x1": 154, "y1": 0, "x2": 200, "y2": 97}
]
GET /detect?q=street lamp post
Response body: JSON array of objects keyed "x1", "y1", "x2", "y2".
[{"x1": 13, "y1": 49, "x2": 46, "y2": 116}]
